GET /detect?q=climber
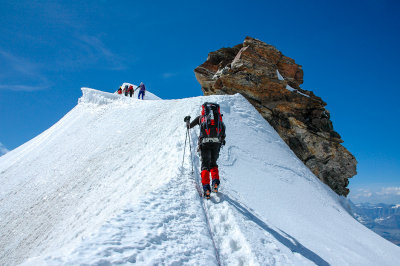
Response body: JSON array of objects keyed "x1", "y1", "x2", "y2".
[
  {"x1": 184, "y1": 102, "x2": 226, "y2": 199},
  {"x1": 124, "y1": 84, "x2": 129, "y2": 96},
  {"x1": 128, "y1": 85, "x2": 134, "y2": 97},
  {"x1": 138, "y1": 82, "x2": 146, "y2": 100},
  {"x1": 117, "y1": 87, "x2": 122, "y2": 95}
]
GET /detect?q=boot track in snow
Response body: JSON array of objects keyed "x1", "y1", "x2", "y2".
[{"x1": 187, "y1": 128, "x2": 258, "y2": 265}]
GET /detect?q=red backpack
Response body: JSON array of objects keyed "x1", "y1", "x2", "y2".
[{"x1": 199, "y1": 102, "x2": 225, "y2": 142}]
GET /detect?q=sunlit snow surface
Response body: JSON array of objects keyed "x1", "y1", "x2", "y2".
[{"x1": 1, "y1": 88, "x2": 400, "y2": 265}]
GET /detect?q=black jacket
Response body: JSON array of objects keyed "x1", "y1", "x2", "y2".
[{"x1": 188, "y1": 115, "x2": 201, "y2": 129}]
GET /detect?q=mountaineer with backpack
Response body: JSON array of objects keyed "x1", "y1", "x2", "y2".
[
  {"x1": 184, "y1": 102, "x2": 226, "y2": 199},
  {"x1": 128, "y1": 85, "x2": 134, "y2": 97},
  {"x1": 124, "y1": 84, "x2": 129, "y2": 96},
  {"x1": 138, "y1": 82, "x2": 146, "y2": 100},
  {"x1": 117, "y1": 86, "x2": 122, "y2": 95}
]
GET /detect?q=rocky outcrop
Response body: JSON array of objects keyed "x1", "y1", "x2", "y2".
[{"x1": 194, "y1": 36, "x2": 357, "y2": 196}]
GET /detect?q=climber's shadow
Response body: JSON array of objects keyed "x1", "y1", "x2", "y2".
[{"x1": 223, "y1": 194, "x2": 329, "y2": 266}]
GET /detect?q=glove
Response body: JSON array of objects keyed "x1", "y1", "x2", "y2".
[
  {"x1": 221, "y1": 139, "x2": 226, "y2": 146},
  {"x1": 184, "y1": 116, "x2": 191, "y2": 123}
]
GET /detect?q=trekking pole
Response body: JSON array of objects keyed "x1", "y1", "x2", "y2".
[
  {"x1": 181, "y1": 127, "x2": 189, "y2": 169},
  {"x1": 187, "y1": 126, "x2": 194, "y2": 175}
]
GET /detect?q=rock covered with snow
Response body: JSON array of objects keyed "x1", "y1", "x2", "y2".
[{"x1": 194, "y1": 36, "x2": 357, "y2": 196}]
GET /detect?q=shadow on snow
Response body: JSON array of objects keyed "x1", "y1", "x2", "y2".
[{"x1": 223, "y1": 194, "x2": 330, "y2": 266}]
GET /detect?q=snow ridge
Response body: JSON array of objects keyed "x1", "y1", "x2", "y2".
[
  {"x1": 79, "y1": 87, "x2": 122, "y2": 105},
  {"x1": 1, "y1": 89, "x2": 400, "y2": 265},
  {"x1": 79, "y1": 86, "x2": 161, "y2": 106}
]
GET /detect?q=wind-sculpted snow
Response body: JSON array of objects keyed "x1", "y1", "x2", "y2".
[
  {"x1": 1, "y1": 90, "x2": 400, "y2": 265},
  {"x1": 79, "y1": 87, "x2": 122, "y2": 105},
  {"x1": 79, "y1": 86, "x2": 161, "y2": 105}
]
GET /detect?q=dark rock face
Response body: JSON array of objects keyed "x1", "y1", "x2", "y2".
[{"x1": 194, "y1": 36, "x2": 357, "y2": 196}]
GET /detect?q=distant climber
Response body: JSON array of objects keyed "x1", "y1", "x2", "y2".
[
  {"x1": 117, "y1": 87, "x2": 122, "y2": 95},
  {"x1": 184, "y1": 102, "x2": 226, "y2": 199},
  {"x1": 138, "y1": 82, "x2": 146, "y2": 100},
  {"x1": 124, "y1": 85, "x2": 129, "y2": 96},
  {"x1": 128, "y1": 85, "x2": 134, "y2": 97}
]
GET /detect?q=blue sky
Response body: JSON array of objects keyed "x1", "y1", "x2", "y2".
[{"x1": 0, "y1": 0, "x2": 399, "y2": 201}]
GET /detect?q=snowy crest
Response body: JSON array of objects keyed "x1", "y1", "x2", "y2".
[
  {"x1": 1, "y1": 92, "x2": 400, "y2": 265},
  {"x1": 79, "y1": 87, "x2": 122, "y2": 105},
  {"x1": 79, "y1": 85, "x2": 161, "y2": 106}
]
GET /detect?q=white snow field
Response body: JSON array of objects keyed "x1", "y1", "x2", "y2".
[{"x1": 1, "y1": 88, "x2": 400, "y2": 265}]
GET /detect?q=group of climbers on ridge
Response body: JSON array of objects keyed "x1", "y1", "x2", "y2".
[{"x1": 116, "y1": 82, "x2": 146, "y2": 99}]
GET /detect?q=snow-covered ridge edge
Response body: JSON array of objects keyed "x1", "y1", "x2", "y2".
[
  {"x1": 79, "y1": 87, "x2": 121, "y2": 105},
  {"x1": 79, "y1": 87, "x2": 161, "y2": 105}
]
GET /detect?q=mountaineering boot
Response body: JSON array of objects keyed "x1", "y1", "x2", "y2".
[
  {"x1": 203, "y1": 184, "x2": 211, "y2": 199},
  {"x1": 212, "y1": 179, "x2": 220, "y2": 193},
  {"x1": 210, "y1": 167, "x2": 220, "y2": 193}
]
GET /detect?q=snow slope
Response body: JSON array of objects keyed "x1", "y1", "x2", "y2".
[{"x1": 1, "y1": 88, "x2": 399, "y2": 265}]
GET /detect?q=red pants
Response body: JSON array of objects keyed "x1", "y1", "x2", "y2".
[{"x1": 201, "y1": 167, "x2": 219, "y2": 185}]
